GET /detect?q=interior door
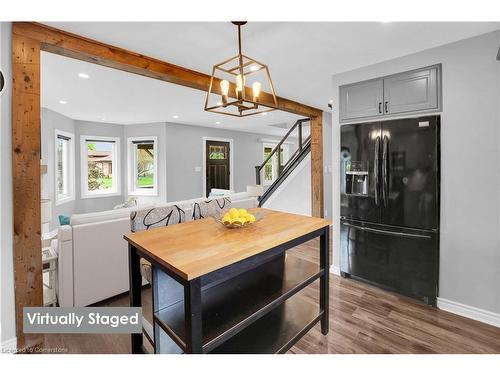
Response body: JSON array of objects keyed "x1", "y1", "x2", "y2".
[
  {"x1": 340, "y1": 121, "x2": 381, "y2": 223},
  {"x1": 380, "y1": 116, "x2": 439, "y2": 229},
  {"x1": 206, "y1": 140, "x2": 230, "y2": 196}
]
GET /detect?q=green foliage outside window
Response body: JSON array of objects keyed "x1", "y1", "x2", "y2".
[{"x1": 87, "y1": 162, "x2": 106, "y2": 191}]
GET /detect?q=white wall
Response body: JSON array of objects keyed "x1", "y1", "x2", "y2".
[
  {"x1": 262, "y1": 112, "x2": 333, "y2": 219},
  {"x1": 0, "y1": 22, "x2": 16, "y2": 349},
  {"x1": 331, "y1": 30, "x2": 500, "y2": 316},
  {"x1": 263, "y1": 155, "x2": 312, "y2": 216}
]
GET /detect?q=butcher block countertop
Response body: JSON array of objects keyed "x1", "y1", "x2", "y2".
[{"x1": 124, "y1": 208, "x2": 331, "y2": 281}]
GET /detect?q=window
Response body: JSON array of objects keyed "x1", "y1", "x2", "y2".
[
  {"x1": 81, "y1": 136, "x2": 121, "y2": 198},
  {"x1": 208, "y1": 144, "x2": 227, "y2": 160},
  {"x1": 127, "y1": 137, "x2": 158, "y2": 196},
  {"x1": 263, "y1": 146, "x2": 274, "y2": 184},
  {"x1": 55, "y1": 130, "x2": 75, "y2": 205},
  {"x1": 262, "y1": 143, "x2": 290, "y2": 185}
]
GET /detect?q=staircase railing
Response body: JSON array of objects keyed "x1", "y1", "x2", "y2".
[{"x1": 255, "y1": 118, "x2": 311, "y2": 185}]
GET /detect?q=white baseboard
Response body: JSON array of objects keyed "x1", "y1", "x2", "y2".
[
  {"x1": 1, "y1": 337, "x2": 17, "y2": 353},
  {"x1": 330, "y1": 265, "x2": 340, "y2": 275},
  {"x1": 437, "y1": 297, "x2": 500, "y2": 328}
]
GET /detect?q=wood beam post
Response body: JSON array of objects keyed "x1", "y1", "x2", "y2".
[
  {"x1": 310, "y1": 115, "x2": 324, "y2": 218},
  {"x1": 11, "y1": 32, "x2": 43, "y2": 350}
]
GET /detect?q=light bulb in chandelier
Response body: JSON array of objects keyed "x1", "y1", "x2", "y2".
[
  {"x1": 236, "y1": 74, "x2": 245, "y2": 92},
  {"x1": 220, "y1": 79, "x2": 230, "y2": 104},
  {"x1": 252, "y1": 81, "x2": 262, "y2": 102}
]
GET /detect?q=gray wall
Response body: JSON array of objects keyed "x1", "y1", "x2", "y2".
[
  {"x1": 41, "y1": 109, "x2": 286, "y2": 229},
  {"x1": 123, "y1": 122, "x2": 168, "y2": 204},
  {"x1": 41, "y1": 108, "x2": 77, "y2": 229},
  {"x1": 0, "y1": 22, "x2": 16, "y2": 348},
  {"x1": 164, "y1": 122, "x2": 283, "y2": 202},
  {"x1": 74, "y1": 119, "x2": 127, "y2": 213},
  {"x1": 331, "y1": 30, "x2": 500, "y2": 314},
  {"x1": 41, "y1": 109, "x2": 129, "y2": 229}
]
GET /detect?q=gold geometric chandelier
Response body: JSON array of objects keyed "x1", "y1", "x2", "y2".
[{"x1": 204, "y1": 21, "x2": 278, "y2": 117}]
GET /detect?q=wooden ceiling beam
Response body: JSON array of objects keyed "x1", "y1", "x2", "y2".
[{"x1": 13, "y1": 22, "x2": 322, "y2": 118}]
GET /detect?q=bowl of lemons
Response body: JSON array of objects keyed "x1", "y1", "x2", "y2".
[{"x1": 218, "y1": 208, "x2": 262, "y2": 229}]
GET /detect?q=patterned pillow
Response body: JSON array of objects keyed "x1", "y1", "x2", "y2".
[
  {"x1": 130, "y1": 204, "x2": 186, "y2": 233},
  {"x1": 191, "y1": 197, "x2": 231, "y2": 220}
]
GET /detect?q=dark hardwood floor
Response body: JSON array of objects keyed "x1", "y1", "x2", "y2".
[{"x1": 42, "y1": 237, "x2": 500, "y2": 354}]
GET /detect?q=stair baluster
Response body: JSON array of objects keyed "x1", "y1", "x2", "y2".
[{"x1": 254, "y1": 118, "x2": 312, "y2": 206}]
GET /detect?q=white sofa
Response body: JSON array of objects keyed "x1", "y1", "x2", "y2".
[{"x1": 55, "y1": 192, "x2": 258, "y2": 307}]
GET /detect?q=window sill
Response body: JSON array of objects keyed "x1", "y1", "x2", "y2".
[
  {"x1": 128, "y1": 190, "x2": 159, "y2": 197},
  {"x1": 81, "y1": 191, "x2": 121, "y2": 199},
  {"x1": 55, "y1": 196, "x2": 75, "y2": 206}
]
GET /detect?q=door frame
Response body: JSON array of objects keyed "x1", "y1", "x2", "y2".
[{"x1": 202, "y1": 136, "x2": 234, "y2": 197}]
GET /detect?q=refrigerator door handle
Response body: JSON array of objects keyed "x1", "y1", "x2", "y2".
[
  {"x1": 342, "y1": 222, "x2": 432, "y2": 239},
  {"x1": 374, "y1": 136, "x2": 380, "y2": 206},
  {"x1": 382, "y1": 135, "x2": 389, "y2": 206}
]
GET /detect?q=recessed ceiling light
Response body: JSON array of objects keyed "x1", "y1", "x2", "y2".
[
  {"x1": 261, "y1": 112, "x2": 267, "y2": 116},
  {"x1": 59, "y1": 100, "x2": 67, "y2": 105},
  {"x1": 173, "y1": 115, "x2": 179, "y2": 119},
  {"x1": 78, "y1": 73, "x2": 89, "y2": 79},
  {"x1": 215, "y1": 121, "x2": 221, "y2": 125},
  {"x1": 329, "y1": 99, "x2": 334, "y2": 104}
]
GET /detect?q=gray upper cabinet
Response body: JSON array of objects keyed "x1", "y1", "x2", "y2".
[
  {"x1": 339, "y1": 79, "x2": 383, "y2": 122},
  {"x1": 383, "y1": 66, "x2": 439, "y2": 115},
  {"x1": 339, "y1": 64, "x2": 441, "y2": 123}
]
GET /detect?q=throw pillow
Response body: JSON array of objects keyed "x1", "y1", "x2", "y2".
[{"x1": 58, "y1": 215, "x2": 70, "y2": 226}]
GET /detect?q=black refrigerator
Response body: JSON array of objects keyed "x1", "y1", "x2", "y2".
[{"x1": 340, "y1": 115, "x2": 440, "y2": 306}]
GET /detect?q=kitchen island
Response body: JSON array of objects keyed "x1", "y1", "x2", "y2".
[{"x1": 124, "y1": 208, "x2": 331, "y2": 354}]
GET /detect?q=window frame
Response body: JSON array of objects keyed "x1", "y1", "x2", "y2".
[
  {"x1": 127, "y1": 136, "x2": 158, "y2": 196},
  {"x1": 54, "y1": 129, "x2": 75, "y2": 206},
  {"x1": 80, "y1": 135, "x2": 121, "y2": 199},
  {"x1": 262, "y1": 142, "x2": 290, "y2": 186}
]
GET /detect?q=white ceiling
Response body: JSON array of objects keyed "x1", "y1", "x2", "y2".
[
  {"x1": 41, "y1": 22, "x2": 499, "y2": 131},
  {"x1": 41, "y1": 51, "x2": 303, "y2": 136}
]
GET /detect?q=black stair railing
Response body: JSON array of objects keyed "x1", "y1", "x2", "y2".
[{"x1": 255, "y1": 118, "x2": 311, "y2": 186}]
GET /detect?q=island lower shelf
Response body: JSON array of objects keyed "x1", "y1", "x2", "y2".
[
  {"x1": 210, "y1": 294, "x2": 323, "y2": 354},
  {"x1": 153, "y1": 255, "x2": 323, "y2": 353}
]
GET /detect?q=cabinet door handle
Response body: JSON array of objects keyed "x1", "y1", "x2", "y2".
[
  {"x1": 384, "y1": 101, "x2": 389, "y2": 113},
  {"x1": 378, "y1": 102, "x2": 382, "y2": 114}
]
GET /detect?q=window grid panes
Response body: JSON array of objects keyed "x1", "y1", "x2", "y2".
[{"x1": 209, "y1": 145, "x2": 226, "y2": 160}]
